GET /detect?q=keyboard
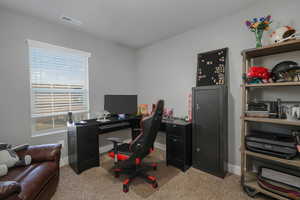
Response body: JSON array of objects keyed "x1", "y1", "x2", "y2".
[{"x1": 99, "y1": 122, "x2": 130, "y2": 130}]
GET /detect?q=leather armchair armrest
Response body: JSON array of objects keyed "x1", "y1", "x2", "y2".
[
  {"x1": 18, "y1": 144, "x2": 62, "y2": 163},
  {"x1": 0, "y1": 181, "x2": 21, "y2": 199}
]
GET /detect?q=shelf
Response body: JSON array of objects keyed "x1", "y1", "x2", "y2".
[
  {"x1": 243, "y1": 117, "x2": 300, "y2": 126},
  {"x1": 244, "y1": 179, "x2": 289, "y2": 200},
  {"x1": 241, "y1": 37, "x2": 300, "y2": 200},
  {"x1": 243, "y1": 82, "x2": 300, "y2": 88},
  {"x1": 244, "y1": 172, "x2": 289, "y2": 200},
  {"x1": 245, "y1": 150, "x2": 300, "y2": 168},
  {"x1": 242, "y1": 39, "x2": 300, "y2": 58}
]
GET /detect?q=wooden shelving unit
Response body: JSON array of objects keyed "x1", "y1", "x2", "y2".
[
  {"x1": 241, "y1": 40, "x2": 300, "y2": 199},
  {"x1": 245, "y1": 150, "x2": 300, "y2": 168},
  {"x1": 242, "y1": 39, "x2": 300, "y2": 58},
  {"x1": 243, "y1": 117, "x2": 300, "y2": 126},
  {"x1": 243, "y1": 82, "x2": 300, "y2": 88},
  {"x1": 244, "y1": 181, "x2": 289, "y2": 200},
  {"x1": 244, "y1": 172, "x2": 289, "y2": 200},
  {"x1": 244, "y1": 173, "x2": 289, "y2": 200}
]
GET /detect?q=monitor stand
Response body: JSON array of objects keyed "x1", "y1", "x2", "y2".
[{"x1": 118, "y1": 114, "x2": 126, "y2": 119}]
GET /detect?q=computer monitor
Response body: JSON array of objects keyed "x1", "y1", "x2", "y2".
[{"x1": 104, "y1": 95, "x2": 138, "y2": 115}]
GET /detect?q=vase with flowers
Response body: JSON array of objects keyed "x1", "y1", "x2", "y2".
[{"x1": 245, "y1": 15, "x2": 272, "y2": 48}]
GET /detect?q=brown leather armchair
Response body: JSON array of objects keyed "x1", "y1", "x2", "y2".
[{"x1": 0, "y1": 144, "x2": 62, "y2": 200}]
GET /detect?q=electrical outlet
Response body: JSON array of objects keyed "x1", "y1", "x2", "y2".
[{"x1": 58, "y1": 140, "x2": 64, "y2": 148}]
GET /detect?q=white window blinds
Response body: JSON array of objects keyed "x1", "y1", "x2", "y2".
[{"x1": 28, "y1": 40, "x2": 90, "y2": 134}]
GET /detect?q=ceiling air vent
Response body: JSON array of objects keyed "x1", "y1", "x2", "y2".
[{"x1": 60, "y1": 15, "x2": 82, "y2": 26}]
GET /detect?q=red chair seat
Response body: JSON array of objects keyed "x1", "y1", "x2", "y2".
[
  {"x1": 108, "y1": 143, "x2": 132, "y2": 161},
  {"x1": 108, "y1": 152, "x2": 129, "y2": 161}
]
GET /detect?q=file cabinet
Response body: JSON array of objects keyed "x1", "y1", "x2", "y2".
[{"x1": 166, "y1": 120, "x2": 192, "y2": 172}]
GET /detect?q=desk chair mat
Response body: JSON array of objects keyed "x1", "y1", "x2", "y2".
[{"x1": 101, "y1": 149, "x2": 180, "y2": 198}]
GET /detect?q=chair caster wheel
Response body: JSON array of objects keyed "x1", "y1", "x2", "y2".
[
  {"x1": 123, "y1": 184, "x2": 129, "y2": 193},
  {"x1": 152, "y1": 181, "x2": 158, "y2": 189}
]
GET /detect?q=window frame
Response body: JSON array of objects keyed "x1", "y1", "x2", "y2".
[{"x1": 27, "y1": 39, "x2": 91, "y2": 136}]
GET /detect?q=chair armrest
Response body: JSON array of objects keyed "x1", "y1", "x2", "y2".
[
  {"x1": 106, "y1": 138, "x2": 124, "y2": 165},
  {"x1": 0, "y1": 181, "x2": 21, "y2": 199},
  {"x1": 106, "y1": 137, "x2": 124, "y2": 144},
  {"x1": 17, "y1": 144, "x2": 62, "y2": 163}
]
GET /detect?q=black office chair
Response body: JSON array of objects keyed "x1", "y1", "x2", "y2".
[{"x1": 107, "y1": 100, "x2": 164, "y2": 193}]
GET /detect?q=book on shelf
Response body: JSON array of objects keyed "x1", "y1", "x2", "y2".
[{"x1": 245, "y1": 111, "x2": 269, "y2": 118}]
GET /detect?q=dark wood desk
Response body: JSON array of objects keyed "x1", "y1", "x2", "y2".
[
  {"x1": 67, "y1": 115, "x2": 141, "y2": 174},
  {"x1": 67, "y1": 116, "x2": 191, "y2": 174}
]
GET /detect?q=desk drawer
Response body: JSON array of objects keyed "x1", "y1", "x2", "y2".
[
  {"x1": 166, "y1": 124, "x2": 185, "y2": 138},
  {"x1": 166, "y1": 136, "x2": 184, "y2": 160}
]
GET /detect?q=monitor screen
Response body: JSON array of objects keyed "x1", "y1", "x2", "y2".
[{"x1": 104, "y1": 95, "x2": 138, "y2": 115}]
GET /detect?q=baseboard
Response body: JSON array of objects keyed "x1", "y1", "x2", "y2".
[
  {"x1": 153, "y1": 143, "x2": 241, "y2": 176},
  {"x1": 228, "y1": 163, "x2": 241, "y2": 176},
  {"x1": 60, "y1": 140, "x2": 165, "y2": 167},
  {"x1": 99, "y1": 144, "x2": 114, "y2": 154},
  {"x1": 154, "y1": 142, "x2": 166, "y2": 151},
  {"x1": 99, "y1": 140, "x2": 166, "y2": 153},
  {"x1": 60, "y1": 142, "x2": 241, "y2": 176},
  {"x1": 152, "y1": 143, "x2": 241, "y2": 176},
  {"x1": 59, "y1": 142, "x2": 117, "y2": 167},
  {"x1": 60, "y1": 156, "x2": 69, "y2": 167},
  {"x1": 99, "y1": 138, "x2": 131, "y2": 154}
]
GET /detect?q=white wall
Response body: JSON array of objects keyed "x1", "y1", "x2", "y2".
[
  {"x1": 0, "y1": 8, "x2": 137, "y2": 158},
  {"x1": 1, "y1": 0, "x2": 300, "y2": 168},
  {"x1": 136, "y1": 0, "x2": 300, "y2": 167}
]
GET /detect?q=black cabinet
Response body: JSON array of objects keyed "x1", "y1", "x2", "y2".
[
  {"x1": 67, "y1": 116, "x2": 142, "y2": 174},
  {"x1": 192, "y1": 86, "x2": 228, "y2": 178},
  {"x1": 67, "y1": 121, "x2": 100, "y2": 174},
  {"x1": 166, "y1": 120, "x2": 192, "y2": 172}
]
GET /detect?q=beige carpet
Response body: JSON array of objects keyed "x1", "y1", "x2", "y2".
[
  {"x1": 52, "y1": 149, "x2": 268, "y2": 200},
  {"x1": 101, "y1": 151, "x2": 180, "y2": 198}
]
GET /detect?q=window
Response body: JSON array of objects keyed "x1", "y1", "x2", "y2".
[{"x1": 28, "y1": 40, "x2": 90, "y2": 135}]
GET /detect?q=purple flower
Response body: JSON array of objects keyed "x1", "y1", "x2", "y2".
[
  {"x1": 259, "y1": 17, "x2": 265, "y2": 22},
  {"x1": 245, "y1": 20, "x2": 252, "y2": 27},
  {"x1": 265, "y1": 15, "x2": 271, "y2": 21},
  {"x1": 253, "y1": 18, "x2": 258, "y2": 22}
]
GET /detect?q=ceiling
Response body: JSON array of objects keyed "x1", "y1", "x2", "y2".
[{"x1": 0, "y1": 0, "x2": 258, "y2": 48}]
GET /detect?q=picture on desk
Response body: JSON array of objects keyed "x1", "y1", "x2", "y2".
[
  {"x1": 138, "y1": 104, "x2": 149, "y2": 116},
  {"x1": 96, "y1": 110, "x2": 111, "y2": 122}
]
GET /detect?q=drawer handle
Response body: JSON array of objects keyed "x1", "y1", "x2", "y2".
[
  {"x1": 172, "y1": 138, "x2": 178, "y2": 142},
  {"x1": 196, "y1": 148, "x2": 200, "y2": 152},
  {"x1": 173, "y1": 125, "x2": 177, "y2": 128}
]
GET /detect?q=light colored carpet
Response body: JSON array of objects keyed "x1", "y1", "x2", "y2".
[
  {"x1": 101, "y1": 151, "x2": 180, "y2": 198},
  {"x1": 52, "y1": 149, "x2": 268, "y2": 200}
]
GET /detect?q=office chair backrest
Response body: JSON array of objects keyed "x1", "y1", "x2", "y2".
[{"x1": 129, "y1": 100, "x2": 164, "y2": 160}]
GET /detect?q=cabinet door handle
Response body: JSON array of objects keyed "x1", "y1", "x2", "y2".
[
  {"x1": 196, "y1": 148, "x2": 200, "y2": 152},
  {"x1": 172, "y1": 138, "x2": 178, "y2": 142},
  {"x1": 196, "y1": 104, "x2": 200, "y2": 110}
]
